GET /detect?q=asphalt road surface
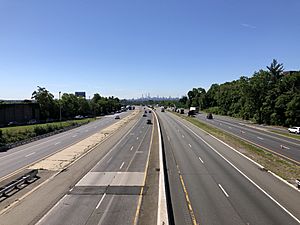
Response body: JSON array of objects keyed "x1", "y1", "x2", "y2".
[
  {"x1": 194, "y1": 112, "x2": 300, "y2": 164},
  {"x1": 35, "y1": 112, "x2": 154, "y2": 225},
  {"x1": 0, "y1": 111, "x2": 130, "y2": 180},
  {"x1": 158, "y1": 111, "x2": 300, "y2": 225}
]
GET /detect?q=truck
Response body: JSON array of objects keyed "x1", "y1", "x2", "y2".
[{"x1": 188, "y1": 107, "x2": 197, "y2": 116}]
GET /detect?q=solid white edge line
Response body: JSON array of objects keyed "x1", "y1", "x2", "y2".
[
  {"x1": 188, "y1": 144, "x2": 192, "y2": 148},
  {"x1": 155, "y1": 111, "x2": 169, "y2": 225},
  {"x1": 96, "y1": 193, "x2": 107, "y2": 209},
  {"x1": 176, "y1": 118, "x2": 300, "y2": 223},
  {"x1": 218, "y1": 184, "x2": 229, "y2": 197},
  {"x1": 35, "y1": 195, "x2": 68, "y2": 225}
]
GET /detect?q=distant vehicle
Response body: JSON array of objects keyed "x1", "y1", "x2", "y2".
[
  {"x1": 147, "y1": 119, "x2": 152, "y2": 124},
  {"x1": 145, "y1": 110, "x2": 147, "y2": 113},
  {"x1": 115, "y1": 115, "x2": 120, "y2": 119},
  {"x1": 288, "y1": 127, "x2": 300, "y2": 134},
  {"x1": 188, "y1": 107, "x2": 197, "y2": 116},
  {"x1": 143, "y1": 114, "x2": 147, "y2": 117},
  {"x1": 180, "y1": 109, "x2": 184, "y2": 114},
  {"x1": 28, "y1": 119, "x2": 37, "y2": 124},
  {"x1": 74, "y1": 115, "x2": 84, "y2": 119},
  {"x1": 7, "y1": 121, "x2": 18, "y2": 126},
  {"x1": 161, "y1": 108, "x2": 165, "y2": 112},
  {"x1": 148, "y1": 110, "x2": 151, "y2": 113},
  {"x1": 207, "y1": 113, "x2": 213, "y2": 119}
]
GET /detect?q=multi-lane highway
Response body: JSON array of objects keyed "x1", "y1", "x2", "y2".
[
  {"x1": 194, "y1": 112, "x2": 300, "y2": 164},
  {"x1": 35, "y1": 112, "x2": 153, "y2": 225},
  {"x1": 158, "y1": 111, "x2": 300, "y2": 225},
  {"x1": 0, "y1": 111, "x2": 130, "y2": 180}
]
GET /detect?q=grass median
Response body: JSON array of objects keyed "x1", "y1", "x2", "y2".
[
  {"x1": 0, "y1": 118, "x2": 95, "y2": 145},
  {"x1": 172, "y1": 112, "x2": 300, "y2": 183}
]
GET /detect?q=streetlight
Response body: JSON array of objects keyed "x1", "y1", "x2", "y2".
[{"x1": 59, "y1": 91, "x2": 62, "y2": 121}]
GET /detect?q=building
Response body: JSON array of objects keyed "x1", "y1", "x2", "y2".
[
  {"x1": 0, "y1": 101, "x2": 40, "y2": 126},
  {"x1": 75, "y1": 92, "x2": 86, "y2": 98}
]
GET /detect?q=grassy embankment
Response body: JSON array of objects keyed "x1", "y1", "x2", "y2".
[
  {"x1": 172, "y1": 112, "x2": 300, "y2": 182},
  {"x1": 0, "y1": 118, "x2": 95, "y2": 145}
]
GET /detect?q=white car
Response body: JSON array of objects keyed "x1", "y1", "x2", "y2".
[{"x1": 288, "y1": 127, "x2": 300, "y2": 134}]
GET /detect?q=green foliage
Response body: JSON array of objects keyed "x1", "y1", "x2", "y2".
[{"x1": 185, "y1": 60, "x2": 300, "y2": 126}]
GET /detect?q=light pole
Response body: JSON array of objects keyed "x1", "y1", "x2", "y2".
[{"x1": 59, "y1": 91, "x2": 62, "y2": 121}]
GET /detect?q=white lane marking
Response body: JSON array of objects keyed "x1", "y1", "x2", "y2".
[
  {"x1": 130, "y1": 146, "x2": 134, "y2": 151},
  {"x1": 94, "y1": 126, "x2": 98, "y2": 128},
  {"x1": 177, "y1": 129, "x2": 180, "y2": 132},
  {"x1": 257, "y1": 137, "x2": 264, "y2": 140},
  {"x1": 25, "y1": 152, "x2": 36, "y2": 157},
  {"x1": 182, "y1": 135, "x2": 185, "y2": 138},
  {"x1": 137, "y1": 137, "x2": 139, "y2": 140},
  {"x1": 85, "y1": 129, "x2": 89, "y2": 132},
  {"x1": 140, "y1": 131, "x2": 142, "y2": 133},
  {"x1": 198, "y1": 156, "x2": 204, "y2": 164},
  {"x1": 188, "y1": 144, "x2": 192, "y2": 148},
  {"x1": 176, "y1": 119, "x2": 300, "y2": 223},
  {"x1": 72, "y1": 135, "x2": 77, "y2": 138},
  {"x1": 218, "y1": 184, "x2": 229, "y2": 197},
  {"x1": 96, "y1": 193, "x2": 107, "y2": 209},
  {"x1": 54, "y1": 142, "x2": 61, "y2": 145},
  {"x1": 119, "y1": 162, "x2": 125, "y2": 170},
  {"x1": 106, "y1": 157, "x2": 112, "y2": 164},
  {"x1": 167, "y1": 135, "x2": 170, "y2": 141},
  {"x1": 228, "y1": 126, "x2": 232, "y2": 129}
]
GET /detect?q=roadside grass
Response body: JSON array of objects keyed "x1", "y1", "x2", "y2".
[
  {"x1": 0, "y1": 118, "x2": 95, "y2": 144},
  {"x1": 172, "y1": 112, "x2": 300, "y2": 183},
  {"x1": 270, "y1": 130, "x2": 300, "y2": 141}
]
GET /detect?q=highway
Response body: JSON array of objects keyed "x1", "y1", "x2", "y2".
[
  {"x1": 35, "y1": 111, "x2": 154, "y2": 225},
  {"x1": 158, "y1": 111, "x2": 300, "y2": 225},
  {"x1": 0, "y1": 111, "x2": 130, "y2": 180},
  {"x1": 194, "y1": 112, "x2": 300, "y2": 164}
]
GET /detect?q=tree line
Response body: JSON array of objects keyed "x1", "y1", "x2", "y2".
[
  {"x1": 179, "y1": 60, "x2": 300, "y2": 127},
  {"x1": 32, "y1": 87, "x2": 121, "y2": 120}
]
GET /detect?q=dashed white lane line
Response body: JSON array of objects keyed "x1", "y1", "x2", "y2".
[
  {"x1": 257, "y1": 137, "x2": 264, "y2": 140},
  {"x1": 198, "y1": 156, "x2": 204, "y2": 164},
  {"x1": 96, "y1": 193, "x2": 106, "y2": 209},
  {"x1": 72, "y1": 135, "x2": 77, "y2": 138},
  {"x1": 54, "y1": 142, "x2": 61, "y2": 145},
  {"x1": 85, "y1": 130, "x2": 89, "y2": 132},
  {"x1": 218, "y1": 184, "x2": 229, "y2": 197},
  {"x1": 228, "y1": 126, "x2": 232, "y2": 129},
  {"x1": 119, "y1": 162, "x2": 125, "y2": 170},
  {"x1": 25, "y1": 152, "x2": 36, "y2": 157},
  {"x1": 137, "y1": 137, "x2": 139, "y2": 140},
  {"x1": 167, "y1": 136, "x2": 170, "y2": 141},
  {"x1": 182, "y1": 135, "x2": 185, "y2": 138},
  {"x1": 130, "y1": 146, "x2": 134, "y2": 151},
  {"x1": 188, "y1": 144, "x2": 192, "y2": 148}
]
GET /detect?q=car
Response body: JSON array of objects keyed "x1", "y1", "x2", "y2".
[
  {"x1": 143, "y1": 114, "x2": 147, "y2": 117},
  {"x1": 288, "y1": 127, "x2": 300, "y2": 134},
  {"x1": 144, "y1": 110, "x2": 147, "y2": 113},
  {"x1": 74, "y1": 115, "x2": 84, "y2": 119},
  {"x1": 206, "y1": 113, "x2": 213, "y2": 119},
  {"x1": 147, "y1": 119, "x2": 152, "y2": 124},
  {"x1": 148, "y1": 110, "x2": 151, "y2": 113},
  {"x1": 115, "y1": 115, "x2": 120, "y2": 119}
]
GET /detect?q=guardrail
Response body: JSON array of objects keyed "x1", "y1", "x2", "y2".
[{"x1": 0, "y1": 170, "x2": 39, "y2": 199}]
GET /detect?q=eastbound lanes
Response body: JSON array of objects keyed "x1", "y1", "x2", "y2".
[
  {"x1": 158, "y1": 111, "x2": 300, "y2": 225},
  {"x1": 36, "y1": 112, "x2": 154, "y2": 225},
  {"x1": 0, "y1": 111, "x2": 130, "y2": 179},
  {"x1": 195, "y1": 113, "x2": 300, "y2": 164}
]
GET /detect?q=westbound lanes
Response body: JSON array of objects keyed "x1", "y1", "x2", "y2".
[
  {"x1": 194, "y1": 112, "x2": 300, "y2": 164},
  {"x1": 158, "y1": 111, "x2": 300, "y2": 225},
  {"x1": 36, "y1": 112, "x2": 154, "y2": 225},
  {"x1": 0, "y1": 111, "x2": 130, "y2": 180}
]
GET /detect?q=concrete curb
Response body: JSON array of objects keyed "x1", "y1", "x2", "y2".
[{"x1": 154, "y1": 111, "x2": 169, "y2": 225}]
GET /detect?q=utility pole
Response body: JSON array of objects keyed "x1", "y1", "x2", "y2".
[{"x1": 59, "y1": 91, "x2": 62, "y2": 121}]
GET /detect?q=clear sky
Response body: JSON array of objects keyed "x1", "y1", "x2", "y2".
[{"x1": 0, "y1": 0, "x2": 299, "y2": 100}]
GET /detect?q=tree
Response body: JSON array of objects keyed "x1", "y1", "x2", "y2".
[
  {"x1": 31, "y1": 86, "x2": 55, "y2": 120},
  {"x1": 267, "y1": 59, "x2": 284, "y2": 82}
]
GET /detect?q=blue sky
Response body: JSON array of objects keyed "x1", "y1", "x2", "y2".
[{"x1": 0, "y1": 0, "x2": 299, "y2": 100}]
